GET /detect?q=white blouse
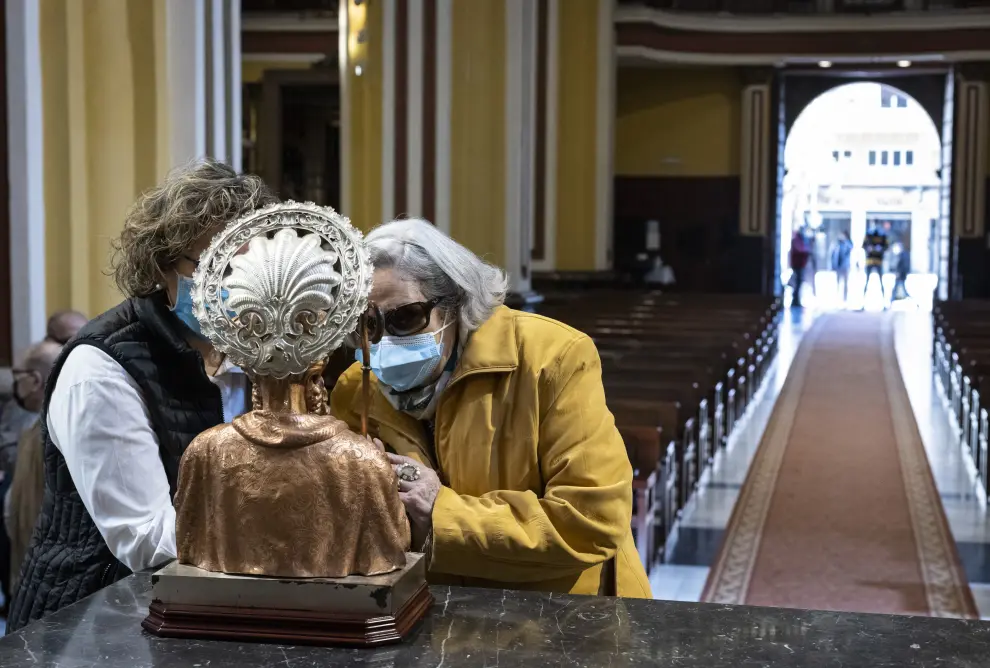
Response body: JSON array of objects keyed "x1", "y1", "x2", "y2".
[{"x1": 46, "y1": 345, "x2": 248, "y2": 572}]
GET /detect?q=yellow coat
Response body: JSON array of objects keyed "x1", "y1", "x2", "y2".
[{"x1": 330, "y1": 306, "x2": 652, "y2": 598}]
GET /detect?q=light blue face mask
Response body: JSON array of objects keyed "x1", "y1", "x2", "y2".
[
  {"x1": 171, "y1": 274, "x2": 204, "y2": 336},
  {"x1": 170, "y1": 273, "x2": 232, "y2": 338},
  {"x1": 356, "y1": 319, "x2": 453, "y2": 393}
]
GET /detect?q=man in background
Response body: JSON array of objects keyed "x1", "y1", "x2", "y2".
[
  {"x1": 891, "y1": 242, "x2": 911, "y2": 303},
  {"x1": 0, "y1": 341, "x2": 62, "y2": 613},
  {"x1": 831, "y1": 231, "x2": 854, "y2": 307},
  {"x1": 790, "y1": 228, "x2": 811, "y2": 308},
  {"x1": 862, "y1": 223, "x2": 890, "y2": 308},
  {"x1": 45, "y1": 310, "x2": 88, "y2": 346},
  {"x1": 0, "y1": 312, "x2": 86, "y2": 451}
]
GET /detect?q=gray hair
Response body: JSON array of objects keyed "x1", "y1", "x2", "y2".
[{"x1": 364, "y1": 218, "x2": 507, "y2": 332}]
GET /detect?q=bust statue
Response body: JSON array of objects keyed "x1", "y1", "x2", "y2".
[{"x1": 172, "y1": 202, "x2": 411, "y2": 579}]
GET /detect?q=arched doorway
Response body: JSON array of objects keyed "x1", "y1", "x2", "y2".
[{"x1": 779, "y1": 81, "x2": 945, "y2": 311}]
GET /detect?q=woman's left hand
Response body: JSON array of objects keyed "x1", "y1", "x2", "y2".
[{"x1": 386, "y1": 451, "x2": 442, "y2": 533}]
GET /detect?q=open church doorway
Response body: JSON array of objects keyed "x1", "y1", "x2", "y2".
[{"x1": 777, "y1": 79, "x2": 949, "y2": 312}]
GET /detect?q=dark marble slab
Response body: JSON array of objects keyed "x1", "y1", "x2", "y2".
[
  {"x1": 955, "y1": 541, "x2": 990, "y2": 584},
  {"x1": 2, "y1": 574, "x2": 990, "y2": 667},
  {"x1": 669, "y1": 526, "x2": 725, "y2": 566}
]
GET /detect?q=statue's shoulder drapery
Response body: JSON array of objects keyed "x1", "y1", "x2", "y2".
[{"x1": 175, "y1": 411, "x2": 410, "y2": 578}]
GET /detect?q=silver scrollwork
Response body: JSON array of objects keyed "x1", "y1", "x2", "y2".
[{"x1": 192, "y1": 201, "x2": 373, "y2": 379}]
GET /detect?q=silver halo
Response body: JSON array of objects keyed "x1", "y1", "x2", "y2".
[{"x1": 191, "y1": 200, "x2": 373, "y2": 379}]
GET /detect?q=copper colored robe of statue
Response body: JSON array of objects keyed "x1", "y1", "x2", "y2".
[{"x1": 174, "y1": 368, "x2": 411, "y2": 578}]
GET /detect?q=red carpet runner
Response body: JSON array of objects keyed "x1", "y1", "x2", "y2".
[{"x1": 703, "y1": 313, "x2": 976, "y2": 617}]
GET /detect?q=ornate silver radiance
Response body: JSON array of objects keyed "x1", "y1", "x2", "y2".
[{"x1": 192, "y1": 201, "x2": 373, "y2": 379}]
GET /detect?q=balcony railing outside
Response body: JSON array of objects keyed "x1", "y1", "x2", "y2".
[{"x1": 617, "y1": 0, "x2": 990, "y2": 14}]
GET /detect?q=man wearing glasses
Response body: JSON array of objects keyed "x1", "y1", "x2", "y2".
[
  {"x1": 44, "y1": 311, "x2": 88, "y2": 346},
  {"x1": 0, "y1": 340, "x2": 62, "y2": 616}
]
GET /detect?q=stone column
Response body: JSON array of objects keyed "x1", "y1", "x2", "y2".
[
  {"x1": 378, "y1": 0, "x2": 546, "y2": 306},
  {"x1": 364, "y1": 0, "x2": 610, "y2": 300},
  {"x1": 503, "y1": 0, "x2": 538, "y2": 301},
  {"x1": 35, "y1": 0, "x2": 244, "y2": 318},
  {"x1": 165, "y1": 0, "x2": 242, "y2": 169},
  {"x1": 551, "y1": 0, "x2": 615, "y2": 272},
  {"x1": 6, "y1": 0, "x2": 46, "y2": 354}
]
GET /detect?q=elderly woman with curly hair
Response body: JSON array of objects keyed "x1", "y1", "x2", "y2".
[
  {"x1": 8, "y1": 159, "x2": 277, "y2": 630},
  {"x1": 331, "y1": 219, "x2": 651, "y2": 598}
]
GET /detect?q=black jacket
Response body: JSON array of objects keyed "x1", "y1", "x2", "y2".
[{"x1": 7, "y1": 292, "x2": 224, "y2": 631}]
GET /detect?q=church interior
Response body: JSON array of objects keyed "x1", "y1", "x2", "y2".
[{"x1": 3, "y1": 0, "x2": 990, "y2": 665}]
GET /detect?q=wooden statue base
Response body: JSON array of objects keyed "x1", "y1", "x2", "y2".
[{"x1": 142, "y1": 553, "x2": 432, "y2": 646}]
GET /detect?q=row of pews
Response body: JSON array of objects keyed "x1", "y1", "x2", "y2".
[
  {"x1": 934, "y1": 301, "x2": 990, "y2": 496},
  {"x1": 537, "y1": 288, "x2": 781, "y2": 572}
]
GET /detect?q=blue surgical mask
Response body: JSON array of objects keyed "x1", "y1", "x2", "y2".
[
  {"x1": 170, "y1": 273, "x2": 232, "y2": 338},
  {"x1": 170, "y1": 274, "x2": 203, "y2": 337},
  {"x1": 357, "y1": 319, "x2": 453, "y2": 393}
]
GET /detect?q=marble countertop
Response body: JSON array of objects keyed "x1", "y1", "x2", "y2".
[{"x1": 2, "y1": 574, "x2": 990, "y2": 667}]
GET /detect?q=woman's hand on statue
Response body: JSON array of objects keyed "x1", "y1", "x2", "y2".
[{"x1": 387, "y1": 452, "x2": 441, "y2": 532}]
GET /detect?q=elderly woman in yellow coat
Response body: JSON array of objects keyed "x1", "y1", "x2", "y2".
[{"x1": 330, "y1": 219, "x2": 651, "y2": 598}]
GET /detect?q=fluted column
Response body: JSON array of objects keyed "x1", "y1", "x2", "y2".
[
  {"x1": 36, "y1": 0, "x2": 243, "y2": 319},
  {"x1": 378, "y1": 0, "x2": 541, "y2": 294},
  {"x1": 550, "y1": 0, "x2": 615, "y2": 271},
  {"x1": 503, "y1": 0, "x2": 538, "y2": 294},
  {"x1": 166, "y1": 0, "x2": 242, "y2": 169},
  {"x1": 7, "y1": 0, "x2": 46, "y2": 356},
  {"x1": 363, "y1": 0, "x2": 612, "y2": 284}
]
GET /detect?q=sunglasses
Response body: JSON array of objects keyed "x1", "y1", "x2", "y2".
[{"x1": 364, "y1": 297, "x2": 443, "y2": 342}]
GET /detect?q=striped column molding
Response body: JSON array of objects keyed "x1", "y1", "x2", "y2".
[
  {"x1": 952, "y1": 78, "x2": 988, "y2": 240},
  {"x1": 739, "y1": 82, "x2": 772, "y2": 237}
]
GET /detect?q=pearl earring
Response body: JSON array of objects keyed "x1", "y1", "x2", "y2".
[{"x1": 155, "y1": 283, "x2": 163, "y2": 291}]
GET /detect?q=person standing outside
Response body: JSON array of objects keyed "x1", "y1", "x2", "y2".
[
  {"x1": 831, "y1": 231, "x2": 854, "y2": 307},
  {"x1": 803, "y1": 227, "x2": 819, "y2": 300},
  {"x1": 892, "y1": 242, "x2": 911, "y2": 302},
  {"x1": 863, "y1": 223, "x2": 890, "y2": 307},
  {"x1": 790, "y1": 229, "x2": 811, "y2": 308}
]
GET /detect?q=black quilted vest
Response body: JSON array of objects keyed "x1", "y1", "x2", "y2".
[{"x1": 7, "y1": 293, "x2": 224, "y2": 631}]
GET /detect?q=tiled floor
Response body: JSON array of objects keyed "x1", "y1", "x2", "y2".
[
  {"x1": 650, "y1": 303, "x2": 990, "y2": 620},
  {"x1": 893, "y1": 309, "x2": 990, "y2": 618}
]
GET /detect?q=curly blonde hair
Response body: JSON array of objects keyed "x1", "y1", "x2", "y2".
[{"x1": 109, "y1": 158, "x2": 278, "y2": 298}]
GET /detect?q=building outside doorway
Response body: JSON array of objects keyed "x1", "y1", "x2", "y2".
[{"x1": 780, "y1": 82, "x2": 942, "y2": 311}]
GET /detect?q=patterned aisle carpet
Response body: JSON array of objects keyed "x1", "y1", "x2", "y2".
[{"x1": 703, "y1": 312, "x2": 976, "y2": 617}]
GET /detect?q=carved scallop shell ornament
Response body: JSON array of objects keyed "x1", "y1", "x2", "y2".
[{"x1": 191, "y1": 201, "x2": 373, "y2": 379}]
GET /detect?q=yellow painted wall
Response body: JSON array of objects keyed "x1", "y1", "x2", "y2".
[
  {"x1": 615, "y1": 66, "x2": 742, "y2": 177},
  {"x1": 448, "y1": 0, "x2": 506, "y2": 266},
  {"x1": 345, "y1": 0, "x2": 383, "y2": 232},
  {"x1": 41, "y1": 0, "x2": 169, "y2": 317},
  {"x1": 554, "y1": 0, "x2": 600, "y2": 270}
]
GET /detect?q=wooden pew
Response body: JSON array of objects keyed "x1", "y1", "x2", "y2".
[
  {"x1": 932, "y1": 301, "x2": 990, "y2": 499},
  {"x1": 536, "y1": 287, "x2": 780, "y2": 570}
]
